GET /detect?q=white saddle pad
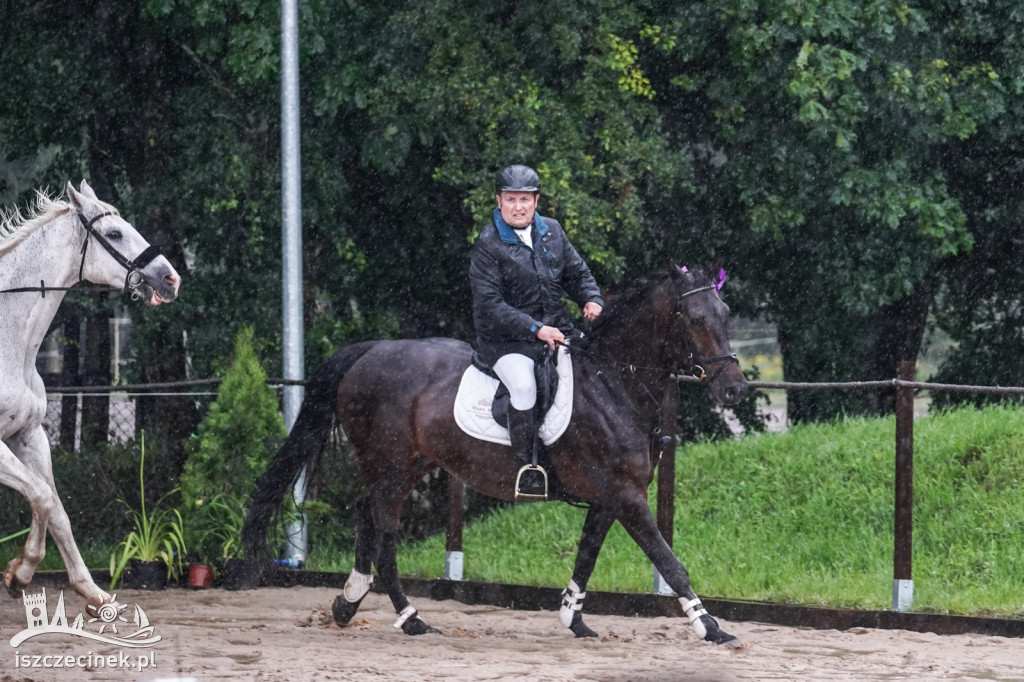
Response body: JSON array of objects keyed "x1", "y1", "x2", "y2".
[{"x1": 453, "y1": 344, "x2": 573, "y2": 446}]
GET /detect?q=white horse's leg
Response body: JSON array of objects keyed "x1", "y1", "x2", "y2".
[
  {"x1": 3, "y1": 428, "x2": 111, "y2": 608},
  {"x1": 0, "y1": 439, "x2": 54, "y2": 592}
]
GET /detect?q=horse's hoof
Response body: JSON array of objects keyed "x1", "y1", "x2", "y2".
[
  {"x1": 332, "y1": 594, "x2": 364, "y2": 627},
  {"x1": 4, "y1": 572, "x2": 28, "y2": 599},
  {"x1": 705, "y1": 627, "x2": 741, "y2": 647},
  {"x1": 401, "y1": 616, "x2": 441, "y2": 636},
  {"x1": 569, "y1": 619, "x2": 599, "y2": 638}
]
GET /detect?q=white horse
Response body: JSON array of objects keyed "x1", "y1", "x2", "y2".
[{"x1": 0, "y1": 180, "x2": 180, "y2": 610}]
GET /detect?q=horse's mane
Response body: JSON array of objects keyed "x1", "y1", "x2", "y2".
[
  {"x1": 0, "y1": 189, "x2": 119, "y2": 257},
  {"x1": 589, "y1": 268, "x2": 713, "y2": 338}
]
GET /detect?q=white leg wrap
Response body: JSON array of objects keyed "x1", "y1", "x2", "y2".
[
  {"x1": 343, "y1": 569, "x2": 373, "y2": 603},
  {"x1": 393, "y1": 605, "x2": 418, "y2": 629},
  {"x1": 559, "y1": 579, "x2": 586, "y2": 628},
  {"x1": 679, "y1": 597, "x2": 709, "y2": 639}
]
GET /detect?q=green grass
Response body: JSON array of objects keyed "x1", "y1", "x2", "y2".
[{"x1": 388, "y1": 403, "x2": 1024, "y2": 618}]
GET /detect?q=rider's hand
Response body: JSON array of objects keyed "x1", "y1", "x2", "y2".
[
  {"x1": 536, "y1": 325, "x2": 565, "y2": 350},
  {"x1": 583, "y1": 302, "x2": 603, "y2": 322}
]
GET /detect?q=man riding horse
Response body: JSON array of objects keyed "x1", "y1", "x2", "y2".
[{"x1": 468, "y1": 164, "x2": 604, "y2": 498}]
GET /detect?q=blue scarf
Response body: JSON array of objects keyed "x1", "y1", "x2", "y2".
[{"x1": 492, "y1": 208, "x2": 551, "y2": 248}]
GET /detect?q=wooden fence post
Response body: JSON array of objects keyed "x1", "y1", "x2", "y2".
[
  {"x1": 893, "y1": 360, "x2": 915, "y2": 611},
  {"x1": 653, "y1": 436, "x2": 676, "y2": 595},
  {"x1": 445, "y1": 472, "x2": 465, "y2": 581}
]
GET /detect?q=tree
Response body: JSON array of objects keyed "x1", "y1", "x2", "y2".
[
  {"x1": 638, "y1": 1, "x2": 1005, "y2": 420},
  {"x1": 180, "y1": 326, "x2": 287, "y2": 505}
]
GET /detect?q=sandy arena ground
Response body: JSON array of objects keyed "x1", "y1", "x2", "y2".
[{"x1": 2, "y1": 585, "x2": 1024, "y2": 681}]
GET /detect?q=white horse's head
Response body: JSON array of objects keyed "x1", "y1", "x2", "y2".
[{"x1": 66, "y1": 180, "x2": 180, "y2": 305}]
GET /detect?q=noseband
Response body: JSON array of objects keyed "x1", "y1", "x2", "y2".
[
  {"x1": 77, "y1": 211, "x2": 163, "y2": 298},
  {"x1": 675, "y1": 283, "x2": 739, "y2": 385}
]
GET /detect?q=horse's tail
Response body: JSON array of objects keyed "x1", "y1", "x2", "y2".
[{"x1": 242, "y1": 340, "x2": 379, "y2": 575}]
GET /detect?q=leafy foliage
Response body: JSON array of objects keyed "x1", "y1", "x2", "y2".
[{"x1": 194, "y1": 493, "x2": 249, "y2": 561}]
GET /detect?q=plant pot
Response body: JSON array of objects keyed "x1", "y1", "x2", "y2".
[
  {"x1": 125, "y1": 559, "x2": 168, "y2": 590},
  {"x1": 188, "y1": 562, "x2": 214, "y2": 589},
  {"x1": 221, "y1": 558, "x2": 258, "y2": 591}
]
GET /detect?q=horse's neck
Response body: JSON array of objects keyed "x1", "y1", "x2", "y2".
[
  {"x1": 585, "y1": 317, "x2": 672, "y2": 427},
  {"x1": 0, "y1": 214, "x2": 79, "y2": 375},
  {"x1": 587, "y1": 307, "x2": 667, "y2": 373}
]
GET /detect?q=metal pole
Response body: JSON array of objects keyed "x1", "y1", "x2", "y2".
[
  {"x1": 280, "y1": 0, "x2": 306, "y2": 564},
  {"x1": 893, "y1": 360, "x2": 914, "y2": 610}
]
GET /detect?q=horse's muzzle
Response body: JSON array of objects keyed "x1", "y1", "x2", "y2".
[
  {"x1": 715, "y1": 380, "x2": 749, "y2": 406},
  {"x1": 135, "y1": 261, "x2": 181, "y2": 305},
  {"x1": 707, "y1": 364, "x2": 748, "y2": 406}
]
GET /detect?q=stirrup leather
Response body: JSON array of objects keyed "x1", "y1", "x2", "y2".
[{"x1": 514, "y1": 464, "x2": 548, "y2": 502}]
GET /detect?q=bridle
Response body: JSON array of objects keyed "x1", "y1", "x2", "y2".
[
  {"x1": 561, "y1": 281, "x2": 739, "y2": 387},
  {"x1": 674, "y1": 283, "x2": 739, "y2": 384},
  {"x1": 0, "y1": 211, "x2": 162, "y2": 300}
]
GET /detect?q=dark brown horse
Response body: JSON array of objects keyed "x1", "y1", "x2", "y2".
[{"x1": 243, "y1": 263, "x2": 748, "y2": 645}]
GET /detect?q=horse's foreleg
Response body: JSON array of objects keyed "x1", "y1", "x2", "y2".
[
  {"x1": 615, "y1": 495, "x2": 739, "y2": 647},
  {"x1": 4, "y1": 429, "x2": 111, "y2": 610},
  {"x1": 1, "y1": 436, "x2": 54, "y2": 593},
  {"x1": 333, "y1": 493, "x2": 376, "y2": 626},
  {"x1": 561, "y1": 504, "x2": 615, "y2": 638}
]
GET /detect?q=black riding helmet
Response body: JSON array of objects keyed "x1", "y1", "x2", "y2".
[{"x1": 496, "y1": 164, "x2": 540, "y2": 194}]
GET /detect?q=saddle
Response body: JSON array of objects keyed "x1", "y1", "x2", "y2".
[{"x1": 453, "y1": 344, "x2": 574, "y2": 447}]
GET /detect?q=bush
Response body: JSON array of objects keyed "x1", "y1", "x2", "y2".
[{"x1": 179, "y1": 327, "x2": 287, "y2": 560}]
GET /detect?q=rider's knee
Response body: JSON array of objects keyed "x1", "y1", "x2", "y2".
[{"x1": 507, "y1": 380, "x2": 537, "y2": 411}]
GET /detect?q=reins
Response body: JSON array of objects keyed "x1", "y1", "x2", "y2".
[{"x1": 0, "y1": 211, "x2": 162, "y2": 299}]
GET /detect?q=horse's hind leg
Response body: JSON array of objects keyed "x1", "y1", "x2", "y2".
[
  {"x1": 560, "y1": 504, "x2": 615, "y2": 638},
  {"x1": 615, "y1": 493, "x2": 739, "y2": 646},
  {"x1": 333, "y1": 493, "x2": 377, "y2": 626}
]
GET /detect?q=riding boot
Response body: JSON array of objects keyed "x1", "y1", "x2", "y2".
[{"x1": 507, "y1": 406, "x2": 547, "y2": 499}]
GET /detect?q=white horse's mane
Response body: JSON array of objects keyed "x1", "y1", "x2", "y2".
[{"x1": 0, "y1": 189, "x2": 119, "y2": 257}]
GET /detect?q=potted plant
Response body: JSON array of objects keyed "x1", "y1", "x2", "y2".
[
  {"x1": 201, "y1": 493, "x2": 257, "y2": 590},
  {"x1": 187, "y1": 560, "x2": 214, "y2": 589},
  {"x1": 109, "y1": 432, "x2": 186, "y2": 590}
]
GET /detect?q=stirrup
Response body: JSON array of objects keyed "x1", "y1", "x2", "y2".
[{"x1": 515, "y1": 464, "x2": 548, "y2": 502}]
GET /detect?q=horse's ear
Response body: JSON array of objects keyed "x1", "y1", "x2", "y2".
[
  {"x1": 666, "y1": 258, "x2": 684, "y2": 280},
  {"x1": 78, "y1": 179, "x2": 99, "y2": 200},
  {"x1": 705, "y1": 257, "x2": 728, "y2": 291},
  {"x1": 704, "y1": 256, "x2": 725, "y2": 280},
  {"x1": 66, "y1": 181, "x2": 87, "y2": 213}
]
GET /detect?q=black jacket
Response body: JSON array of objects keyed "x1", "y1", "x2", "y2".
[{"x1": 469, "y1": 209, "x2": 604, "y2": 366}]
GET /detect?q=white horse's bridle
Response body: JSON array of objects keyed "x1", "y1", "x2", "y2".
[{"x1": 0, "y1": 211, "x2": 163, "y2": 300}]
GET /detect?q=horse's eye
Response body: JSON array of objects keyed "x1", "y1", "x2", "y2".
[{"x1": 106, "y1": 230, "x2": 123, "y2": 240}]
